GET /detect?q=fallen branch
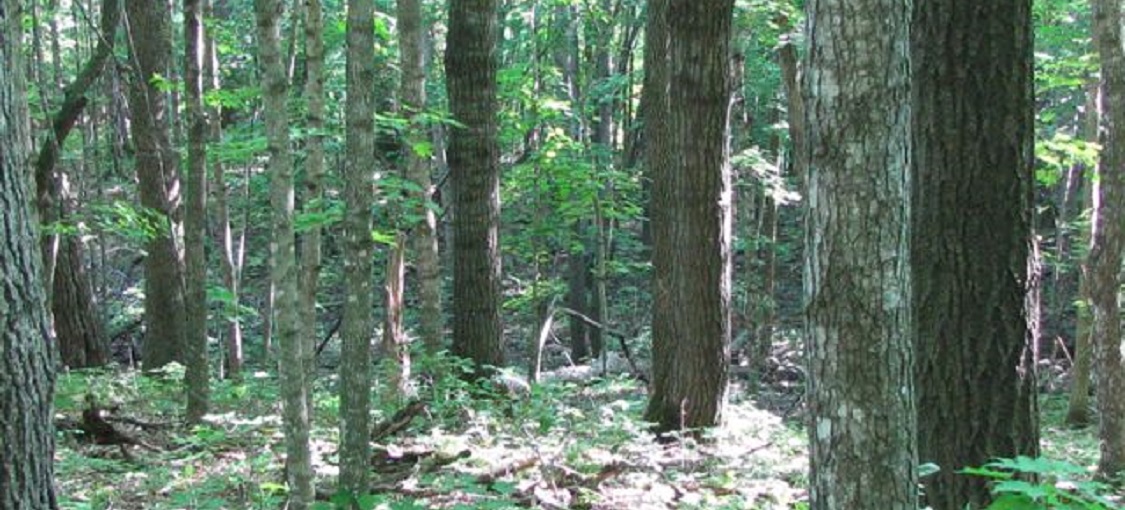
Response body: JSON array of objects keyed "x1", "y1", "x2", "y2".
[
  {"x1": 477, "y1": 457, "x2": 540, "y2": 485},
  {"x1": 371, "y1": 399, "x2": 427, "y2": 442}
]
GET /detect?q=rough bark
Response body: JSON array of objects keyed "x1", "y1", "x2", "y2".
[
  {"x1": 1068, "y1": 82, "x2": 1099, "y2": 427},
  {"x1": 0, "y1": 1, "x2": 58, "y2": 505},
  {"x1": 124, "y1": 0, "x2": 188, "y2": 369},
  {"x1": 254, "y1": 0, "x2": 313, "y2": 505},
  {"x1": 643, "y1": 0, "x2": 734, "y2": 433},
  {"x1": 300, "y1": 0, "x2": 324, "y2": 391},
  {"x1": 338, "y1": 0, "x2": 377, "y2": 496},
  {"x1": 1089, "y1": 0, "x2": 1125, "y2": 478},
  {"x1": 183, "y1": 0, "x2": 210, "y2": 424},
  {"x1": 446, "y1": 0, "x2": 505, "y2": 374},
  {"x1": 911, "y1": 1, "x2": 1039, "y2": 507},
  {"x1": 398, "y1": 0, "x2": 442, "y2": 353},
  {"x1": 802, "y1": 0, "x2": 917, "y2": 507}
]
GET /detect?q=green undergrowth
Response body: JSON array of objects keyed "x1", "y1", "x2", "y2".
[{"x1": 53, "y1": 353, "x2": 807, "y2": 510}]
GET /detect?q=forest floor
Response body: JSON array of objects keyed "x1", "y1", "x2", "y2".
[{"x1": 53, "y1": 350, "x2": 1111, "y2": 510}]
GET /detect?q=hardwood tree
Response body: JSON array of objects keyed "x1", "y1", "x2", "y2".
[
  {"x1": 642, "y1": 0, "x2": 734, "y2": 433},
  {"x1": 300, "y1": 0, "x2": 325, "y2": 387},
  {"x1": 0, "y1": 1, "x2": 59, "y2": 506},
  {"x1": 339, "y1": 0, "x2": 376, "y2": 496},
  {"x1": 34, "y1": 0, "x2": 118, "y2": 369},
  {"x1": 398, "y1": 0, "x2": 442, "y2": 353},
  {"x1": 254, "y1": 0, "x2": 313, "y2": 505},
  {"x1": 184, "y1": 0, "x2": 210, "y2": 424},
  {"x1": 1067, "y1": 83, "x2": 1098, "y2": 428},
  {"x1": 911, "y1": 0, "x2": 1039, "y2": 506},
  {"x1": 446, "y1": 0, "x2": 505, "y2": 374},
  {"x1": 1088, "y1": 0, "x2": 1125, "y2": 478},
  {"x1": 802, "y1": 0, "x2": 917, "y2": 506},
  {"x1": 124, "y1": 0, "x2": 188, "y2": 369}
]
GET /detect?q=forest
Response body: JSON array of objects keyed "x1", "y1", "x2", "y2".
[{"x1": 0, "y1": 0, "x2": 1121, "y2": 508}]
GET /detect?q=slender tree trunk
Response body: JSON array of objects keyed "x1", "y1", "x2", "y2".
[
  {"x1": 124, "y1": 0, "x2": 188, "y2": 370},
  {"x1": 1068, "y1": 82, "x2": 1099, "y2": 427},
  {"x1": 254, "y1": 0, "x2": 313, "y2": 505},
  {"x1": 339, "y1": 0, "x2": 377, "y2": 496},
  {"x1": 300, "y1": 0, "x2": 324, "y2": 405},
  {"x1": 912, "y1": 1, "x2": 1038, "y2": 506},
  {"x1": 398, "y1": 0, "x2": 442, "y2": 353},
  {"x1": 384, "y1": 234, "x2": 410, "y2": 399},
  {"x1": 643, "y1": 0, "x2": 734, "y2": 433},
  {"x1": 183, "y1": 0, "x2": 210, "y2": 424},
  {"x1": 803, "y1": 0, "x2": 916, "y2": 506},
  {"x1": 0, "y1": 1, "x2": 58, "y2": 505},
  {"x1": 207, "y1": 0, "x2": 242, "y2": 379},
  {"x1": 446, "y1": 0, "x2": 505, "y2": 375},
  {"x1": 1089, "y1": 0, "x2": 1125, "y2": 478}
]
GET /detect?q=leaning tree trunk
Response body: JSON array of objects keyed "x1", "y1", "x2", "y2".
[
  {"x1": 643, "y1": 0, "x2": 734, "y2": 433},
  {"x1": 911, "y1": 0, "x2": 1039, "y2": 507},
  {"x1": 124, "y1": 0, "x2": 188, "y2": 369},
  {"x1": 802, "y1": 0, "x2": 917, "y2": 507},
  {"x1": 0, "y1": 0, "x2": 59, "y2": 504},
  {"x1": 1089, "y1": 0, "x2": 1125, "y2": 478},
  {"x1": 35, "y1": 0, "x2": 118, "y2": 369},
  {"x1": 446, "y1": 0, "x2": 505, "y2": 375},
  {"x1": 254, "y1": 0, "x2": 313, "y2": 505}
]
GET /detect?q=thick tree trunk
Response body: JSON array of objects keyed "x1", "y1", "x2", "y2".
[
  {"x1": 803, "y1": 0, "x2": 917, "y2": 507},
  {"x1": 446, "y1": 0, "x2": 505, "y2": 374},
  {"x1": 338, "y1": 0, "x2": 377, "y2": 496},
  {"x1": 183, "y1": 0, "x2": 210, "y2": 424},
  {"x1": 254, "y1": 0, "x2": 313, "y2": 505},
  {"x1": 0, "y1": 2, "x2": 58, "y2": 505},
  {"x1": 643, "y1": 0, "x2": 734, "y2": 433},
  {"x1": 125, "y1": 0, "x2": 188, "y2": 370},
  {"x1": 398, "y1": 0, "x2": 442, "y2": 353},
  {"x1": 1090, "y1": 0, "x2": 1125, "y2": 478},
  {"x1": 911, "y1": 1, "x2": 1038, "y2": 507}
]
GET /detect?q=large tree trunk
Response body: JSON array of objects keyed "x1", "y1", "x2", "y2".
[
  {"x1": 802, "y1": 0, "x2": 916, "y2": 507},
  {"x1": 0, "y1": 2, "x2": 58, "y2": 507},
  {"x1": 446, "y1": 0, "x2": 505, "y2": 375},
  {"x1": 398, "y1": 0, "x2": 442, "y2": 353},
  {"x1": 1089, "y1": 0, "x2": 1125, "y2": 478},
  {"x1": 643, "y1": 0, "x2": 734, "y2": 433},
  {"x1": 911, "y1": 1, "x2": 1038, "y2": 507},
  {"x1": 124, "y1": 0, "x2": 188, "y2": 370},
  {"x1": 339, "y1": 0, "x2": 377, "y2": 497},
  {"x1": 254, "y1": 0, "x2": 313, "y2": 505},
  {"x1": 183, "y1": 0, "x2": 210, "y2": 424}
]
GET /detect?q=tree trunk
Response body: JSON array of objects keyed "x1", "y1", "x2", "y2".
[
  {"x1": 1067, "y1": 82, "x2": 1099, "y2": 427},
  {"x1": 254, "y1": 0, "x2": 313, "y2": 505},
  {"x1": 339, "y1": 0, "x2": 377, "y2": 496},
  {"x1": 1089, "y1": 0, "x2": 1125, "y2": 478},
  {"x1": 183, "y1": 0, "x2": 210, "y2": 424},
  {"x1": 446, "y1": 0, "x2": 505, "y2": 375},
  {"x1": 803, "y1": 0, "x2": 916, "y2": 506},
  {"x1": 0, "y1": 2, "x2": 58, "y2": 505},
  {"x1": 124, "y1": 0, "x2": 188, "y2": 370},
  {"x1": 911, "y1": 1, "x2": 1039, "y2": 507},
  {"x1": 643, "y1": 0, "x2": 734, "y2": 433},
  {"x1": 398, "y1": 0, "x2": 442, "y2": 353},
  {"x1": 384, "y1": 234, "x2": 410, "y2": 399},
  {"x1": 207, "y1": 0, "x2": 243, "y2": 379},
  {"x1": 299, "y1": 0, "x2": 324, "y2": 409},
  {"x1": 34, "y1": 0, "x2": 117, "y2": 369}
]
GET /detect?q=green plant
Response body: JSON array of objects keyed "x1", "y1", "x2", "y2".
[{"x1": 962, "y1": 456, "x2": 1119, "y2": 509}]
